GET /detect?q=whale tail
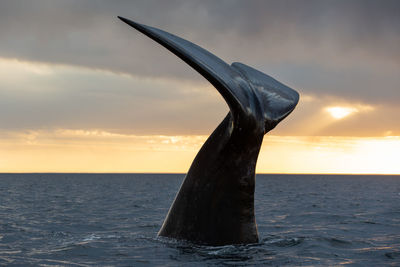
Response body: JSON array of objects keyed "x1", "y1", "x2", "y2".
[
  {"x1": 119, "y1": 17, "x2": 299, "y2": 245},
  {"x1": 118, "y1": 17, "x2": 299, "y2": 133}
]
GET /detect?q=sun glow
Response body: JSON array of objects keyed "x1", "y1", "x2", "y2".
[{"x1": 325, "y1": 106, "x2": 358, "y2": 119}]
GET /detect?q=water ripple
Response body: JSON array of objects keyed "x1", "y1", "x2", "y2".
[{"x1": 0, "y1": 173, "x2": 399, "y2": 266}]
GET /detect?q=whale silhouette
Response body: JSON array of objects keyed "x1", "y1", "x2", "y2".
[{"x1": 118, "y1": 16, "x2": 299, "y2": 246}]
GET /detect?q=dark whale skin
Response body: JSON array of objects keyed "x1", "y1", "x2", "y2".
[
  {"x1": 118, "y1": 16, "x2": 299, "y2": 246},
  {"x1": 159, "y1": 112, "x2": 263, "y2": 245}
]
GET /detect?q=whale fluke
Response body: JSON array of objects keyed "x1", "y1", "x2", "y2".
[{"x1": 118, "y1": 16, "x2": 299, "y2": 245}]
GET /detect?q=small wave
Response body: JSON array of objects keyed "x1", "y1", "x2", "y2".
[
  {"x1": 263, "y1": 236, "x2": 305, "y2": 247},
  {"x1": 50, "y1": 231, "x2": 71, "y2": 238},
  {"x1": 196, "y1": 243, "x2": 270, "y2": 262},
  {"x1": 155, "y1": 236, "x2": 270, "y2": 262},
  {"x1": 363, "y1": 220, "x2": 378, "y2": 225},
  {"x1": 139, "y1": 223, "x2": 159, "y2": 228},
  {"x1": 49, "y1": 242, "x2": 92, "y2": 254},
  {"x1": 316, "y1": 237, "x2": 352, "y2": 248},
  {"x1": 82, "y1": 233, "x2": 101, "y2": 242},
  {"x1": 206, "y1": 245, "x2": 237, "y2": 256},
  {"x1": 385, "y1": 251, "x2": 400, "y2": 259},
  {"x1": 155, "y1": 235, "x2": 196, "y2": 249}
]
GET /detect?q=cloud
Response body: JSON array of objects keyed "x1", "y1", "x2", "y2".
[
  {"x1": 269, "y1": 63, "x2": 400, "y2": 104},
  {"x1": 275, "y1": 94, "x2": 400, "y2": 137},
  {"x1": 0, "y1": 58, "x2": 227, "y2": 134},
  {"x1": 0, "y1": 0, "x2": 399, "y2": 135},
  {"x1": 1, "y1": 58, "x2": 399, "y2": 137},
  {"x1": 1, "y1": 1, "x2": 399, "y2": 85}
]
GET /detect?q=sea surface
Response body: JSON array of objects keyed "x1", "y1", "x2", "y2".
[{"x1": 0, "y1": 174, "x2": 399, "y2": 266}]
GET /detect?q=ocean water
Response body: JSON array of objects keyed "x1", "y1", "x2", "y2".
[{"x1": 0, "y1": 174, "x2": 399, "y2": 266}]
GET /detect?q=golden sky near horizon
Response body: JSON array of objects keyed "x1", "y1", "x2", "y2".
[
  {"x1": 1, "y1": 128, "x2": 399, "y2": 174},
  {"x1": 0, "y1": 1, "x2": 399, "y2": 174}
]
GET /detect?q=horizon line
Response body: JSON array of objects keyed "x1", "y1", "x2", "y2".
[{"x1": 0, "y1": 172, "x2": 399, "y2": 176}]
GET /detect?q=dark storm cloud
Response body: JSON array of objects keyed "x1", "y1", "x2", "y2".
[
  {"x1": 0, "y1": 0, "x2": 399, "y2": 135},
  {"x1": 1, "y1": 1, "x2": 399, "y2": 78}
]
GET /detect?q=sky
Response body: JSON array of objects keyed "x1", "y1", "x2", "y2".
[{"x1": 0, "y1": 0, "x2": 399, "y2": 174}]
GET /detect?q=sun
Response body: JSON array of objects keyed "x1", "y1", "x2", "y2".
[{"x1": 325, "y1": 106, "x2": 358, "y2": 119}]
